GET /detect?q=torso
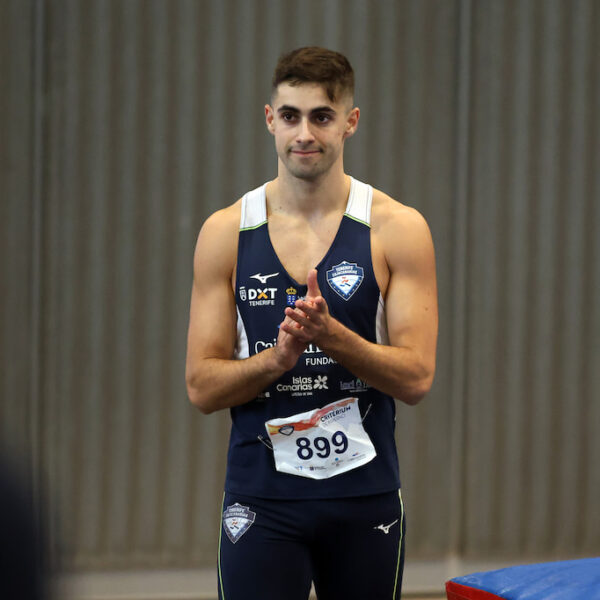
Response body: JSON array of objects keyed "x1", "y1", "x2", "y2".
[{"x1": 224, "y1": 176, "x2": 401, "y2": 499}]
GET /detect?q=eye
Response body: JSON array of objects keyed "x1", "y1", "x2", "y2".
[
  {"x1": 281, "y1": 112, "x2": 297, "y2": 122},
  {"x1": 313, "y1": 113, "x2": 333, "y2": 125}
]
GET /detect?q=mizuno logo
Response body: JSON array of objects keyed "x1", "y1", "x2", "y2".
[
  {"x1": 374, "y1": 519, "x2": 399, "y2": 534},
  {"x1": 250, "y1": 272, "x2": 279, "y2": 284}
]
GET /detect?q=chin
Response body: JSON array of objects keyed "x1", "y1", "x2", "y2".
[
  {"x1": 285, "y1": 160, "x2": 333, "y2": 181},
  {"x1": 289, "y1": 168, "x2": 326, "y2": 181}
]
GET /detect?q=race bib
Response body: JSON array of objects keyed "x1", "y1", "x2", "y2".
[{"x1": 265, "y1": 397, "x2": 376, "y2": 480}]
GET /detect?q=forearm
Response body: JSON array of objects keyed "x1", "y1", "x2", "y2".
[
  {"x1": 319, "y1": 319, "x2": 434, "y2": 405},
  {"x1": 186, "y1": 348, "x2": 287, "y2": 414}
]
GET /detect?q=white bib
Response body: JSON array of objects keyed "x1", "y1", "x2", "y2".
[{"x1": 265, "y1": 397, "x2": 376, "y2": 480}]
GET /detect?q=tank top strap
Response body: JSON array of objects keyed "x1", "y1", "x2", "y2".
[
  {"x1": 344, "y1": 177, "x2": 373, "y2": 227},
  {"x1": 240, "y1": 183, "x2": 268, "y2": 231}
]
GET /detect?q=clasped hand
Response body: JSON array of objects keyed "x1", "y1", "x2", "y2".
[
  {"x1": 281, "y1": 269, "x2": 331, "y2": 345},
  {"x1": 274, "y1": 269, "x2": 333, "y2": 370}
]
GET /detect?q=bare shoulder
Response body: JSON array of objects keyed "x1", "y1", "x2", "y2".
[
  {"x1": 197, "y1": 200, "x2": 241, "y2": 246},
  {"x1": 370, "y1": 187, "x2": 435, "y2": 272},
  {"x1": 193, "y1": 200, "x2": 241, "y2": 279},
  {"x1": 371, "y1": 188, "x2": 432, "y2": 241}
]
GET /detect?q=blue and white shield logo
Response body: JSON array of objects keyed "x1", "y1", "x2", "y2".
[
  {"x1": 222, "y1": 503, "x2": 256, "y2": 544},
  {"x1": 326, "y1": 261, "x2": 364, "y2": 300}
]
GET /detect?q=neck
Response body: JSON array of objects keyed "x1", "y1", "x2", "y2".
[{"x1": 268, "y1": 164, "x2": 350, "y2": 218}]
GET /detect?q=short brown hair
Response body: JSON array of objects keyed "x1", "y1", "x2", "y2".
[{"x1": 271, "y1": 47, "x2": 354, "y2": 103}]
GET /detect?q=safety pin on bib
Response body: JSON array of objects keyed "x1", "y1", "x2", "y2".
[
  {"x1": 361, "y1": 403, "x2": 373, "y2": 422},
  {"x1": 257, "y1": 435, "x2": 274, "y2": 450}
]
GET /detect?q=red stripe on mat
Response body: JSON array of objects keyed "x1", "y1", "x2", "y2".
[{"x1": 446, "y1": 581, "x2": 505, "y2": 600}]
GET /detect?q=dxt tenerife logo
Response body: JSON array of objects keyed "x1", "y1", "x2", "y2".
[
  {"x1": 239, "y1": 272, "x2": 279, "y2": 307},
  {"x1": 277, "y1": 375, "x2": 328, "y2": 397},
  {"x1": 326, "y1": 261, "x2": 364, "y2": 300}
]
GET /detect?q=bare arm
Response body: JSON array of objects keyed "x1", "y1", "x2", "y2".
[
  {"x1": 282, "y1": 203, "x2": 438, "y2": 405},
  {"x1": 185, "y1": 207, "x2": 307, "y2": 414}
]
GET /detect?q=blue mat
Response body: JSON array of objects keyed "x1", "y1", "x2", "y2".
[{"x1": 446, "y1": 558, "x2": 600, "y2": 599}]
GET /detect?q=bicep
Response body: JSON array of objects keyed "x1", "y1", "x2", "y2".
[
  {"x1": 187, "y1": 270, "x2": 237, "y2": 362},
  {"x1": 383, "y1": 211, "x2": 438, "y2": 364},
  {"x1": 186, "y1": 214, "x2": 238, "y2": 372}
]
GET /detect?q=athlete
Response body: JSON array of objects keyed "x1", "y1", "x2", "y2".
[{"x1": 186, "y1": 47, "x2": 438, "y2": 600}]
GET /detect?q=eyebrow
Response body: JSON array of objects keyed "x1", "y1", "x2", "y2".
[{"x1": 277, "y1": 105, "x2": 337, "y2": 116}]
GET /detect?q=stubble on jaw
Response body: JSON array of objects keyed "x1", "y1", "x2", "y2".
[{"x1": 280, "y1": 143, "x2": 345, "y2": 182}]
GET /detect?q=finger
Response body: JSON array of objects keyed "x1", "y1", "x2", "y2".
[
  {"x1": 284, "y1": 305, "x2": 309, "y2": 322},
  {"x1": 295, "y1": 296, "x2": 328, "y2": 320},
  {"x1": 306, "y1": 268, "x2": 321, "y2": 298},
  {"x1": 284, "y1": 306, "x2": 311, "y2": 327},
  {"x1": 298, "y1": 297, "x2": 316, "y2": 309},
  {"x1": 280, "y1": 319, "x2": 310, "y2": 341},
  {"x1": 282, "y1": 313, "x2": 303, "y2": 329}
]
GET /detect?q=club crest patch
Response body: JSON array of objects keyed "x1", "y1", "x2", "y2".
[
  {"x1": 326, "y1": 261, "x2": 364, "y2": 300},
  {"x1": 222, "y1": 503, "x2": 256, "y2": 544}
]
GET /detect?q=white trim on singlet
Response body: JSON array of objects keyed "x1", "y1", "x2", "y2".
[
  {"x1": 234, "y1": 306, "x2": 250, "y2": 359},
  {"x1": 345, "y1": 177, "x2": 373, "y2": 226},
  {"x1": 239, "y1": 183, "x2": 268, "y2": 231}
]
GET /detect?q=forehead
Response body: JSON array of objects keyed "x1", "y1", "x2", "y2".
[{"x1": 271, "y1": 82, "x2": 345, "y2": 111}]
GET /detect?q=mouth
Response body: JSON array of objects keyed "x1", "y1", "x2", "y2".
[{"x1": 290, "y1": 149, "x2": 322, "y2": 156}]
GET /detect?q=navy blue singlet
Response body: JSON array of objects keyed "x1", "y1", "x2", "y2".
[{"x1": 226, "y1": 177, "x2": 401, "y2": 499}]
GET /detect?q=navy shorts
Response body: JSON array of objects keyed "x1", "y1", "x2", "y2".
[{"x1": 218, "y1": 490, "x2": 405, "y2": 600}]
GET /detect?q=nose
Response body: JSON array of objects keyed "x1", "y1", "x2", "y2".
[{"x1": 296, "y1": 117, "x2": 315, "y2": 145}]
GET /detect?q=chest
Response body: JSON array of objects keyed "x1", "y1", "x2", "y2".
[
  {"x1": 267, "y1": 213, "x2": 342, "y2": 284},
  {"x1": 236, "y1": 215, "x2": 383, "y2": 353}
]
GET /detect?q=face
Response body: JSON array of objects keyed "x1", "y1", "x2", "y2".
[{"x1": 265, "y1": 82, "x2": 359, "y2": 182}]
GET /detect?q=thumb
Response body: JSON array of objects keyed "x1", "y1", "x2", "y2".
[{"x1": 306, "y1": 268, "x2": 321, "y2": 298}]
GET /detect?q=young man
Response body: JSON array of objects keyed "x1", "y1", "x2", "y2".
[{"x1": 186, "y1": 47, "x2": 438, "y2": 600}]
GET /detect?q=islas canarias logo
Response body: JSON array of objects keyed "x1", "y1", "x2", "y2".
[{"x1": 276, "y1": 375, "x2": 328, "y2": 397}]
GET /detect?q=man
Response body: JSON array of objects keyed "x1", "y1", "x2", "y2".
[{"x1": 186, "y1": 47, "x2": 438, "y2": 600}]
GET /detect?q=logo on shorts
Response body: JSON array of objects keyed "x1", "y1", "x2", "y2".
[
  {"x1": 222, "y1": 503, "x2": 256, "y2": 544},
  {"x1": 374, "y1": 519, "x2": 399, "y2": 534},
  {"x1": 278, "y1": 425, "x2": 294, "y2": 435},
  {"x1": 326, "y1": 261, "x2": 364, "y2": 300}
]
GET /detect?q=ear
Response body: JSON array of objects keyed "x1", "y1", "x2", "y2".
[
  {"x1": 265, "y1": 104, "x2": 275, "y2": 135},
  {"x1": 343, "y1": 107, "x2": 360, "y2": 140}
]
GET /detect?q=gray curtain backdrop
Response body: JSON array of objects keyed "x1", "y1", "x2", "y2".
[{"x1": 2, "y1": 0, "x2": 599, "y2": 575}]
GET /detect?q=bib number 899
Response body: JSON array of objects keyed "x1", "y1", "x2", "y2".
[{"x1": 296, "y1": 431, "x2": 348, "y2": 460}]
